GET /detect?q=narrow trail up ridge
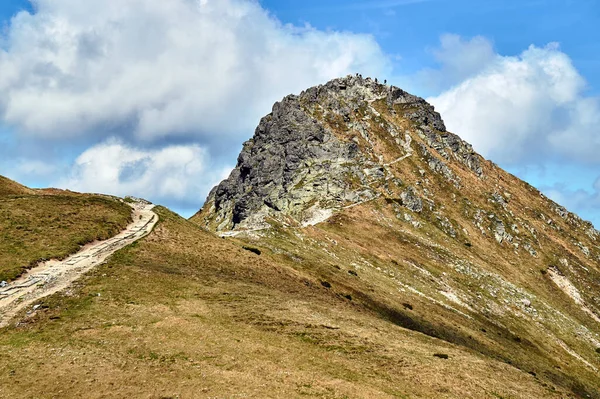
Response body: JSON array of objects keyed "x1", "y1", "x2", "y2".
[{"x1": 0, "y1": 201, "x2": 158, "y2": 328}]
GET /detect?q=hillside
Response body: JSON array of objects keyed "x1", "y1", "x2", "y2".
[
  {"x1": 0, "y1": 76, "x2": 598, "y2": 399},
  {"x1": 194, "y1": 76, "x2": 600, "y2": 397},
  {"x1": 0, "y1": 175, "x2": 34, "y2": 196},
  {"x1": 0, "y1": 180, "x2": 132, "y2": 282},
  {"x1": 0, "y1": 207, "x2": 579, "y2": 398}
]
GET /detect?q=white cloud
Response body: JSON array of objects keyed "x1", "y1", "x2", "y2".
[
  {"x1": 428, "y1": 40, "x2": 600, "y2": 164},
  {"x1": 0, "y1": 0, "x2": 390, "y2": 142},
  {"x1": 13, "y1": 159, "x2": 57, "y2": 177},
  {"x1": 59, "y1": 139, "x2": 231, "y2": 207},
  {"x1": 0, "y1": 0, "x2": 391, "y2": 215},
  {"x1": 420, "y1": 34, "x2": 496, "y2": 90}
]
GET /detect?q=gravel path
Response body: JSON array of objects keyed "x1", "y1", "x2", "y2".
[{"x1": 0, "y1": 201, "x2": 158, "y2": 328}]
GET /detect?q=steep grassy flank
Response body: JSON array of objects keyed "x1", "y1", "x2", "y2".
[
  {"x1": 0, "y1": 208, "x2": 576, "y2": 399},
  {"x1": 250, "y1": 203, "x2": 600, "y2": 398},
  {"x1": 0, "y1": 194, "x2": 132, "y2": 281}
]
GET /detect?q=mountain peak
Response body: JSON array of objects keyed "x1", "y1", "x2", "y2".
[
  {"x1": 192, "y1": 77, "x2": 600, "y2": 397},
  {"x1": 297, "y1": 74, "x2": 447, "y2": 132},
  {"x1": 193, "y1": 75, "x2": 482, "y2": 232}
]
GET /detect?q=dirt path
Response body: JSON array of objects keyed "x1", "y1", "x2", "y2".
[{"x1": 0, "y1": 201, "x2": 158, "y2": 328}]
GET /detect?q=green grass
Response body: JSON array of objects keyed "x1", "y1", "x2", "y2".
[{"x1": 0, "y1": 194, "x2": 131, "y2": 281}]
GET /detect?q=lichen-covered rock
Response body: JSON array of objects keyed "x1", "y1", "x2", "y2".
[
  {"x1": 418, "y1": 143, "x2": 460, "y2": 187},
  {"x1": 195, "y1": 75, "x2": 475, "y2": 231},
  {"x1": 493, "y1": 220, "x2": 513, "y2": 244},
  {"x1": 401, "y1": 187, "x2": 423, "y2": 213},
  {"x1": 417, "y1": 127, "x2": 483, "y2": 177},
  {"x1": 204, "y1": 104, "x2": 376, "y2": 230}
]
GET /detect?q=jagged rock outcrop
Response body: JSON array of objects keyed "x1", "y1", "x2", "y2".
[
  {"x1": 203, "y1": 96, "x2": 375, "y2": 231},
  {"x1": 195, "y1": 75, "x2": 483, "y2": 231}
]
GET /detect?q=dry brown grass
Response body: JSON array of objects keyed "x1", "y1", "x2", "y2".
[
  {"x1": 0, "y1": 176, "x2": 34, "y2": 196},
  {"x1": 3, "y1": 84, "x2": 600, "y2": 398},
  {"x1": 0, "y1": 208, "x2": 582, "y2": 398}
]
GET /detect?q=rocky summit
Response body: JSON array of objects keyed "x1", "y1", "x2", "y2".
[
  {"x1": 196, "y1": 75, "x2": 482, "y2": 231},
  {"x1": 193, "y1": 75, "x2": 600, "y2": 397}
]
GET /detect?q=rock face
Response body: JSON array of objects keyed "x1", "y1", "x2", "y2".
[
  {"x1": 195, "y1": 75, "x2": 482, "y2": 231},
  {"x1": 204, "y1": 96, "x2": 374, "y2": 231}
]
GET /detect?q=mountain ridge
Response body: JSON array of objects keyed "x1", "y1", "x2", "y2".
[
  {"x1": 194, "y1": 75, "x2": 596, "y2": 239},
  {"x1": 193, "y1": 75, "x2": 600, "y2": 397},
  {"x1": 194, "y1": 74, "x2": 488, "y2": 232}
]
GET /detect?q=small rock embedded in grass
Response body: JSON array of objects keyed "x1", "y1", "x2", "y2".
[
  {"x1": 321, "y1": 281, "x2": 332, "y2": 288},
  {"x1": 433, "y1": 353, "x2": 449, "y2": 359},
  {"x1": 242, "y1": 246, "x2": 261, "y2": 255},
  {"x1": 402, "y1": 303, "x2": 413, "y2": 310}
]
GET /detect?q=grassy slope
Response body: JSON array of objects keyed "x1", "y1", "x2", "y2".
[
  {"x1": 278, "y1": 97, "x2": 600, "y2": 397},
  {"x1": 0, "y1": 176, "x2": 34, "y2": 196},
  {"x1": 1, "y1": 84, "x2": 599, "y2": 397},
  {"x1": 192, "y1": 88, "x2": 600, "y2": 398},
  {"x1": 0, "y1": 208, "x2": 577, "y2": 398},
  {"x1": 0, "y1": 183, "x2": 132, "y2": 281},
  {"x1": 253, "y1": 202, "x2": 600, "y2": 398}
]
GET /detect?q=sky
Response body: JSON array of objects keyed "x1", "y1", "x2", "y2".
[{"x1": 0, "y1": 0, "x2": 598, "y2": 226}]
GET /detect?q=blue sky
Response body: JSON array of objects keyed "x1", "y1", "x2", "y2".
[
  {"x1": 265, "y1": 0, "x2": 600, "y2": 91},
  {"x1": 0, "y1": 0, "x2": 599, "y2": 226}
]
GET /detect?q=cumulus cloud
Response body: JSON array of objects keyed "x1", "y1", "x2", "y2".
[
  {"x1": 59, "y1": 140, "x2": 231, "y2": 209},
  {"x1": 0, "y1": 0, "x2": 391, "y2": 214},
  {"x1": 428, "y1": 40, "x2": 600, "y2": 164},
  {"x1": 420, "y1": 34, "x2": 496, "y2": 90},
  {"x1": 0, "y1": 0, "x2": 391, "y2": 142}
]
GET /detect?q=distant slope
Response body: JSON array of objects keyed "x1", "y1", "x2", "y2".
[
  {"x1": 0, "y1": 175, "x2": 34, "y2": 196},
  {"x1": 0, "y1": 207, "x2": 572, "y2": 399},
  {"x1": 0, "y1": 176, "x2": 132, "y2": 281}
]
